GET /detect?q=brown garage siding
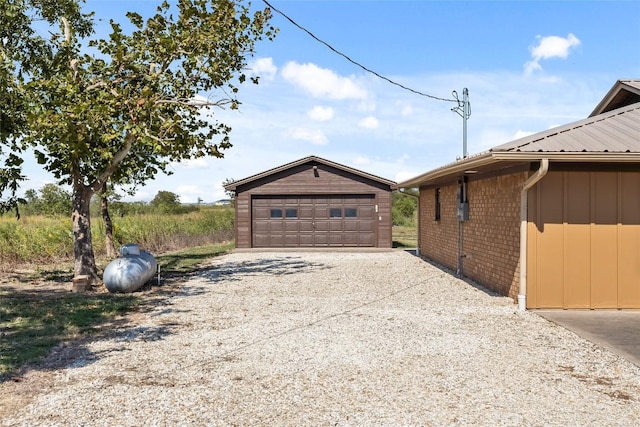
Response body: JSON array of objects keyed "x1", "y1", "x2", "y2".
[{"x1": 232, "y1": 161, "x2": 393, "y2": 248}]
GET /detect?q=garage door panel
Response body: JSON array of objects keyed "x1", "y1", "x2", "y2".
[
  {"x1": 254, "y1": 221, "x2": 269, "y2": 232},
  {"x1": 328, "y1": 234, "x2": 343, "y2": 245},
  {"x1": 314, "y1": 234, "x2": 328, "y2": 245},
  {"x1": 299, "y1": 222, "x2": 314, "y2": 232},
  {"x1": 270, "y1": 222, "x2": 284, "y2": 232},
  {"x1": 315, "y1": 221, "x2": 329, "y2": 232},
  {"x1": 358, "y1": 233, "x2": 375, "y2": 246},
  {"x1": 284, "y1": 235, "x2": 299, "y2": 246},
  {"x1": 284, "y1": 221, "x2": 298, "y2": 232},
  {"x1": 359, "y1": 221, "x2": 374, "y2": 232},
  {"x1": 342, "y1": 233, "x2": 358, "y2": 245},
  {"x1": 252, "y1": 195, "x2": 377, "y2": 248},
  {"x1": 315, "y1": 207, "x2": 328, "y2": 218},
  {"x1": 359, "y1": 206, "x2": 375, "y2": 218},
  {"x1": 299, "y1": 234, "x2": 314, "y2": 245},
  {"x1": 344, "y1": 221, "x2": 358, "y2": 232},
  {"x1": 254, "y1": 207, "x2": 270, "y2": 219},
  {"x1": 299, "y1": 207, "x2": 314, "y2": 219},
  {"x1": 270, "y1": 235, "x2": 284, "y2": 246},
  {"x1": 329, "y1": 221, "x2": 342, "y2": 231}
]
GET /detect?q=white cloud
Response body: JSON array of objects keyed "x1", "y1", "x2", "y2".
[
  {"x1": 524, "y1": 33, "x2": 581, "y2": 75},
  {"x1": 248, "y1": 57, "x2": 277, "y2": 81},
  {"x1": 284, "y1": 127, "x2": 328, "y2": 145},
  {"x1": 358, "y1": 116, "x2": 379, "y2": 129},
  {"x1": 353, "y1": 156, "x2": 370, "y2": 165},
  {"x1": 176, "y1": 158, "x2": 209, "y2": 169},
  {"x1": 281, "y1": 61, "x2": 369, "y2": 100},
  {"x1": 395, "y1": 170, "x2": 420, "y2": 184},
  {"x1": 401, "y1": 105, "x2": 414, "y2": 116},
  {"x1": 307, "y1": 105, "x2": 334, "y2": 121},
  {"x1": 512, "y1": 130, "x2": 535, "y2": 140}
]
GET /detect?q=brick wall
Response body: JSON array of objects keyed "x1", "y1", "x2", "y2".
[
  {"x1": 419, "y1": 185, "x2": 458, "y2": 269},
  {"x1": 419, "y1": 171, "x2": 529, "y2": 301}
]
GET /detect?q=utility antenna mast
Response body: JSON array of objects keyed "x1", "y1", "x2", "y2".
[{"x1": 451, "y1": 88, "x2": 471, "y2": 159}]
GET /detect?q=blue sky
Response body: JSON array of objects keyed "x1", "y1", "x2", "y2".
[{"x1": 20, "y1": 0, "x2": 640, "y2": 202}]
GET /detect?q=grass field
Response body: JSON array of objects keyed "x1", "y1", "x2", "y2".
[
  {"x1": 1, "y1": 207, "x2": 416, "y2": 379},
  {"x1": 0, "y1": 241, "x2": 234, "y2": 380},
  {"x1": 392, "y1": 225, "x2": 418, "y2": 248}
]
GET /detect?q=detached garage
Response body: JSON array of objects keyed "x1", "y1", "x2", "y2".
[{"x1": 224, "y1": 156, "x2": 395, "y2": 249}]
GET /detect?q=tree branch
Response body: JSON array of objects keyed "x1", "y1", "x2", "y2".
[{"x1": 91, "y1": 132, "x2": 134, "y2": 193}]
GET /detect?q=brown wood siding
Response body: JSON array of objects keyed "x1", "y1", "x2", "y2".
[
  {"x1": 527, "y1": 171, "x2": 640, "y2": 309},
  {"x1": 233, "y1": 162, "x2": 392, "y2": 248}
]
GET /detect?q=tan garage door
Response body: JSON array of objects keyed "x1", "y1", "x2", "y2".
[
  {"x1": 527, "y1": 171, "x2": 640, "y2": 309},
  {"x1": 252, "y1": 195, "x2": 376, "y2": 247}
]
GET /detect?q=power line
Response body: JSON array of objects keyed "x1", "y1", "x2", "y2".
[{"x1": 262, "y1": 0, "x2": 458, "y2": 103}]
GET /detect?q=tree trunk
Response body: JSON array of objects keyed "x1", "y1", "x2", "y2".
[
  {"x1": 72, "y1": 183, "x2": 98, "y2": 283},
  {"x1": 101, "y1": 186, "x2": 117, "y2": 258}
]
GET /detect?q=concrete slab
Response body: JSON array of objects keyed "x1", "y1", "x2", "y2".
[{"x1": 535, "y1": 310, "x2": 640, "y2": 367}]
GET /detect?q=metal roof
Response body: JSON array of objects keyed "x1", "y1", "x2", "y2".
[
  {"x1": 398, "y1": 101, "x2": 640, "y2": 188},
  {"x1": 492, "y1": 102, "x2": 640, "y2": 154},
  {"x1": 224, "y1": 155, "x2": 396, "y2": 191}
]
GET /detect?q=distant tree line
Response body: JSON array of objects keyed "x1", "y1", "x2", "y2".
[{"x1": 16, "y1": 185, "x2": 199, "y2": 217}]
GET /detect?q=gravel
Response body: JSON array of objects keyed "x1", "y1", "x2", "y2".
[{"x1": 2, "y1": 251, "x2": 639, "y2": 426}]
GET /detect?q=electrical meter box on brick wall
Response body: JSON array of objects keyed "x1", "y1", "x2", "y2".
[{"x1": 457, "y1": 202, "x2": 469, "y2": 221}]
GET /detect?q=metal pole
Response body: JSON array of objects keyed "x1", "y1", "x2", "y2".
[{"x1": 462, "y1": 88, "x2": 469, "y2": 158}]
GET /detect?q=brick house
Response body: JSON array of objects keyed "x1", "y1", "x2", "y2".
[
  {"x1": 398, "y1": 79, "x2": 640, "y2": 309},
  {"x1": 224, "y1": 156, "x2": 395, "y2": 249}
]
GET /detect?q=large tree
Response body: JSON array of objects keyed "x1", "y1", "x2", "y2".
[
  {"x1": 2, "y1": 0, "x2": 275, "y2": 281},
  {"x1": 1, "y1": 0, "x2": 92, "y2": 214}
]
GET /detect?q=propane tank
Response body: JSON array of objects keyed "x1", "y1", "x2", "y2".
[{"x1": 103, "y1": 244, "x2": 157, "y2": 293}]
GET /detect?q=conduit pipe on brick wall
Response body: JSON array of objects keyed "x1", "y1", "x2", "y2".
[{"x1": 518, "y1": 158, "x2": 549, "y2": 311}]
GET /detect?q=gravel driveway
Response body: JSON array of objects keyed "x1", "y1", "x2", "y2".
[{"x1": 2, "y1": 251, "x2": 639, "y2": 426}]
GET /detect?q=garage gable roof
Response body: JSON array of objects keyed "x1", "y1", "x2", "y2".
[
  {"x1": 398, "y1": 101, "x2": 640, "y2": 188},
  {"x1": 224, "y1": 155, "x2": 396, "y2": 191}
]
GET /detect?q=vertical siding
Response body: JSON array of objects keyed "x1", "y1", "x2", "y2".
[
  {"x1": 235, "y1": 193, "x2": 252, "y2": 248},
  {"x1": 377, "y1": 191, "x2": 393, "y2": 248},
  {"x1": 590, "y1": 172, "x2": 618, "y2": 307},
  {"x1": 535, "y1": 172, "x2": 564, "y2": 307},
  {"x1": 618, "y1": 173, "x2": 640, "y2": 306},
  {"x1": 528, "y1": 171, "x2": 640, "y2": 309},
  {"x1": 563, "y1": 172, "x2": 591, "y2": 308}
]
